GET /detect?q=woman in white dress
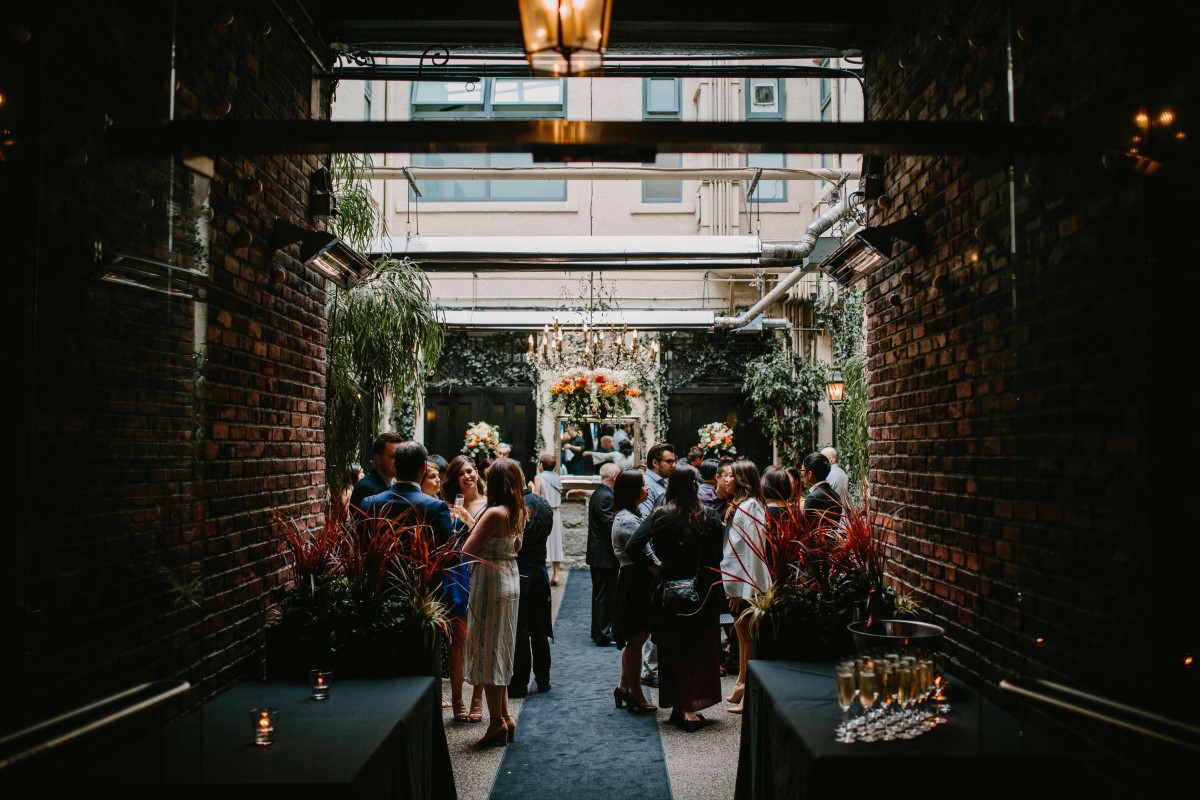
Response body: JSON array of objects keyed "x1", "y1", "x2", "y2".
[
  {"x1": 533, "y1": 453, "x2": 565, "y2": 586},
  {"x1": 461, "y1": 457, "x2": 527, "y2": 747},
  {"x1": 718, "y1": 459, "x2": 769, "y2": 714},
  {"x1": 444, "y1": 455, "x2": 487, "y2": 723}
]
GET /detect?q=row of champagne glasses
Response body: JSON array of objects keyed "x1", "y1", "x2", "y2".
[{"x1": 834, "y1": 652, "x2": 947, "y2": 743}]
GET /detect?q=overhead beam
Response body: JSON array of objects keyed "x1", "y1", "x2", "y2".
[{"x1": 113, "y1": 120, "x2": 1072, "y2": 159}]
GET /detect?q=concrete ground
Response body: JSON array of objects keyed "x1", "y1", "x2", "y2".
[{"x1": 440, "y1": 571, "x2": 743, "y2": 800}]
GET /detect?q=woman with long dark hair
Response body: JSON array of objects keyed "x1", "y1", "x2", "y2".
[
  {"x1": 610, "y1": 467, "x2": 656, "y2": 713},
  {"x1": 444, "y1": 455, "x2": 487, "y2": 723},
  {"x1": 625, "y1": 464, "x2": 724, "y2": 731},
  {"x1": 719, "y1": 459, "x2": 769, "y2": 713},
  {"x1": 461, "y1": 457, "x2": 527, "y2": 747}
]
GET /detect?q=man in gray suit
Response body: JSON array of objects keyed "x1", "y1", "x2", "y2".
[
  {"x1": 587, "y1": 463, "x2": 621, "y2": 646},
  {"x1": 821, "y1": 446, "x2": 851, "y2": 501}
]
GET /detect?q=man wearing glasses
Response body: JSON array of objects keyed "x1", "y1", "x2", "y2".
[
  {"x1": 638, "y1": 442, "x2": 676, "y2": 688},
  {"x1": 638, "y1": 443, "x2": 676, "y2": 516}
]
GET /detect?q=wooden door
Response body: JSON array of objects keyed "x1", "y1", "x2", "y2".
[
  {"x1": 424, "y1": 387, "x2": 536, "y2": 482},
  {"x1": 666, "y1": 389, "x2": 772, "y2": 468}
]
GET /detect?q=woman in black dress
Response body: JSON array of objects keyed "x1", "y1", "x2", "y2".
[
  {"x1": 610, "y1": 468, "x2": 655, "y2": 713},
  {"x1": 625, "y1": 464, "x2": 724, "y2": 731}
]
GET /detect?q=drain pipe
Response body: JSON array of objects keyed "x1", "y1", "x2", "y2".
[{"x1": 713, "y1": 196, "x2": 852, "y2": 330}]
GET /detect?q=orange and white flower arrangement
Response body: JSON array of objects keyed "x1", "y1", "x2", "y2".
[
  {"x1": 697, "y1": 421, "x2": 737, "y2": 455},
  {"x1": 548, "y1": 369, "x2": 642, "y2": 424},
  {"x1": 461, "y1": 421, "x2": 500, "y2": 458}
]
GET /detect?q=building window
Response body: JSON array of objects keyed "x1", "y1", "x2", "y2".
[
  {"x1": 642, "y1": 79, "x2": 682, "y2": 201},
  {"x1": 410, "y1": 78, "x2": 566, "y2": 201},
  {"x1": 411, "y1": 78, "x2": 565, "y2": 119},
  {"x1": 746, "y1": 79, "x2": 784, "y2": 120},
  {"x1": 818, "y1": 60, "x2": 833, "y2": 174},
  {"x1": 409, "y1": 152, "x2": 567, "y2": 202},
  {"x1": 643, "y1": 78, "x2": 681, "y2": 119},
  {"x1": 643, "y1": 152, "x2": 683, "y2": 203},
  {"x1": 746, "y1": 153, "x2": 787, "y2": 203}
]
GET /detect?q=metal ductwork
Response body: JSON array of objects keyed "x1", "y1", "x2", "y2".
[{"x1": 713, "y1": 196, "x2": 852, "y2": 329}]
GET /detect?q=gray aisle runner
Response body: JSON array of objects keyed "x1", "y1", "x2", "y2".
[{"x1": 488, "y1": 568, "x2": 672, "y2": 800}]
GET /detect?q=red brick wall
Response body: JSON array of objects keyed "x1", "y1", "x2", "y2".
[
  {"x1": 9, "y1": 1, "x2": 332, "y2": 724},
  {"x1": 864, "y1": 1, "x2": 1194, "y2": 792}
]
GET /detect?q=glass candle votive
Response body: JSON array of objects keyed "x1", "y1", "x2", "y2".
[
  {"x1": 251, "y1": 707, "x2": 279, "y2": 745},
  {"x1": 309, "y1": 668, "x2": 333, "y2": 700}
]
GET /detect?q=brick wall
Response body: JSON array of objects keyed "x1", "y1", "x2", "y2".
[
  {"x1": 10, "y1": 1, "x2": 332, "y2": 725},
  {"x1": 865, "y1": 1, "x2": 1194, "y2": 792}
]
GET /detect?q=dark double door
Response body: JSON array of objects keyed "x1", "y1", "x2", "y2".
[
  {"x1": 424, "y1": 387, "x2": 536, "y2": 482},
  {"x1": 666, "y1": 389, "x2": 771, "y2": 469}
]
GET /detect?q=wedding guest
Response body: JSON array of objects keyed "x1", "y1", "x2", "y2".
[
  {"x1": 625, "y1": 464, "x2": 724, "y2": 731},
  {"x1": 495, "y1": 442, "x2": 512, "y2": 459},
  {"x1": 697, "y1": 458, "x2": 726, "y2": 516},
  {"x1": 444, "y1": 455, "x2": 488, "y2": 723},
  {"x1": 587, "y1": 463, "x2": 621, "y2": 646},
  {"x1": 562, "y1": 424, "x2": 586, "y2": 475},
  {"x1": 511, "y1": 479, "x2": 553, "y2": 697},
  {"x1": 761, "y1": 466, "x2": 793, "y2": 526},
  {"x1": 610, "y1": 468, "x2": 656, "y2": 713},
  {"x1": 638, "y1": 442, "x2": 677, "y2": 689},
  {"x1": 532, "y1": 453, "x2": 565, "y2": 586},
  {"x1": 686, "y1": 446, "x2": 704, "y2": 468},
  {"x1": 801, "y1": 451, "x2": 844, "y2": 522},
  {"x1": 785, "y1": 465, "x2": 806, "y2": 504},
  {"x1": 586, "y1": 437, "x2": 635, "y2": 470},
  {"x1": 821, "y1": 446, "x2": 851, "y2": 501},
  {"x1": 339, "y1": 461, "x2": 364, "y2": 509},
  {"x1": 461, "y1": 457, "x2": 527, "y2": 747},
  {"x1": 719, "y1": 459, "x2": 769, "y2": 714},
  {"x1": 420, "y1": 458, "x2": 460, "y2": 711},
  {"x1": 360, "y1": 440, "x2": 455, "y2": 546},
  {"x1": 349, "y1": 432, "x2": 402, "y2": 512}
]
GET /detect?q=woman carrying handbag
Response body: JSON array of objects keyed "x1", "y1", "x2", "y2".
[{"x1": 625, "y1": 464, "x2": 724, "y2": 731}]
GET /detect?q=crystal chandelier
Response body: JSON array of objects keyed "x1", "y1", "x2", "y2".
[{"x1": 527, "y1": 319, "x2": 660, "y2": 372}]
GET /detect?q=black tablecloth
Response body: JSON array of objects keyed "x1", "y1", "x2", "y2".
[
  {"x1": 89, "y1": 676, "x2": 456, "y2": 800},
  {"x1": 734, "y1": 660, "x2": 1080, "y2": 800}
]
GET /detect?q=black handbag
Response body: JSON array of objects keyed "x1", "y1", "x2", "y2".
[{"x1": 659, "y1": 538, "x2": 705, "y2": 616}]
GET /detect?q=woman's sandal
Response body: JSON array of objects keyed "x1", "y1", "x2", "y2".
[
  {"x1": 452, "y1": 700, "x2": 469, "y2": 723},
  {"x1": 468, "y1": 697, "x2": 484, "y2": 723}
]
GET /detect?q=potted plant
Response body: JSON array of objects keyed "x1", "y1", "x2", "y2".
[
  {"x1": 718, "y1": 497, "x2": 916, "y2": 662},
  {"x1": 267, "y1": 504, "x2": 456, "y2": 679}
]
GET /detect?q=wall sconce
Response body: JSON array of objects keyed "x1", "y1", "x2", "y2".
[
  {"x1": 271, "y1": 219, "x2": 375, "y2": 290},
  {"x1": 819, "y1": 215, "x2": 923, "y2": 286},
  {"x1": 310, "y1": 167, "x2": 338, "y2": 220},
  {"x1": 95, "y1": 245, "x2": 208, "y2": 299},
  {"x1": 518, "y1": 0, "x2": 612, "y2": 76}
]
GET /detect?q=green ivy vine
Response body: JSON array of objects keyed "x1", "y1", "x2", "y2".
[
  {"x1": 814, "y1": 286, "x2": 867, "y2": 498},
  {"x1": 651, "y1": 331, "x2": 771, "y2": 440},
  {"x1": 814, "y1": 287, "x2": 866, "y2": 365},
  {"x1": 426, "y1": 332, "x2": 537, "y2": 389}
]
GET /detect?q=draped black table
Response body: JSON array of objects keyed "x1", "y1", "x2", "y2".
[
  {"x1": 734, "y1": 660, "x2": 1082, "y2": 800},
  {"x1": 88, "y1": 676, "x2": 456, "y2": 800}
]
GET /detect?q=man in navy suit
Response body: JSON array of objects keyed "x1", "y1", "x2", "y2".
[
  {"x1": 349, "y1": 432, "x2": 404, "y2": 512},
  {"x1": 360, "y1": 440, "x2": 455, "y2": 546}
]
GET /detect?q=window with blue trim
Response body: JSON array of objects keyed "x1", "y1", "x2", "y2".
[
  {"x1": 746, "y1": 79, "x2": 784, "y2": 121},
  {"x1": 410, "y1": 79, "x2": 566, "y2": 201},
  {"x1": 746, "y1": 153, "x2": 787, "y2": 203},
  {"x1": 642, "y1": 79, "x2": 682, "y2": 201}
]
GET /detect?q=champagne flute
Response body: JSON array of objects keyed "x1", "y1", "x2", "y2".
[
  {"x1": 875, "y1": 661, "x2": 896, "y2": 740},
  {"x1": 834, "y1": 661, "x2": 857, "y2": 743},
  {"x1": 894, "y1": 662, "x2": 916, "y2": 738},
  {"x1": 856, "y1": 667, "x2": 878, "y2": 742}
]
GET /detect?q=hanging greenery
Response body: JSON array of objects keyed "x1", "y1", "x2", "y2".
[
  {"x1": 838, "y1": 350, "x2": 869, "y2": 499},
  {"x1": 652, "y1": 330, "x2": 770, "y2": 439},
  {"x1": 426, "y1": 332, "x2": 536, "y2": 389},
  {"x1": 814, "y1": 287, "x2": 866, "y2": 366},
  {"x1": 742, "y1": 335, "x2": 826, "y2": 465},
  {"x1": 324, "y1": 154, "x2": 445, "y2": 491}
]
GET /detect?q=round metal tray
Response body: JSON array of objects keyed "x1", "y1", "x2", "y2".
[{"x1": 847, "y1": 619, "x2": 945, "y2": 654}]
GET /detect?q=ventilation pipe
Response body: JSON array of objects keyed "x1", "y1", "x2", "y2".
[{"x1": 713, "y1": 196, "x2": 852, "y2": 330}]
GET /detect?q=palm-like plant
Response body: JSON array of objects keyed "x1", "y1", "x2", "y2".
[{"x1": 324, "y1": 154, "x2": 445, "y2": 491}]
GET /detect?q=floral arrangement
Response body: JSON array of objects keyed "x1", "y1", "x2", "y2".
[
  {"x1": 697, "y1": 421, "x2": 737, "y2": 456},
  {"x1": 548, "y1": 368, "x2": 642, "y2": 424},
  {"x1": 461, "y1": 420, "x2": 500, "y2": 457},
  {"x1": 266, "y1": 504, "x2": 459, "y2": 678}
]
